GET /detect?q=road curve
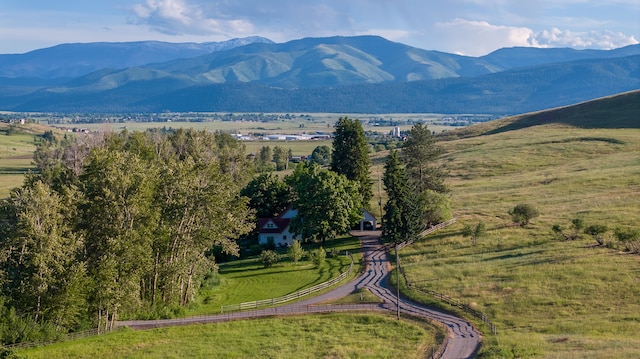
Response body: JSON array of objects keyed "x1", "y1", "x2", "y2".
[{"x1": 118, "y1": 231, "x2": 481, "y2": 358}]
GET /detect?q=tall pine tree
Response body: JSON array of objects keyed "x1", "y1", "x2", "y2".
[
  {"x1": 382, "y1": 150, "x2": 423, "y2": 243},
  {"x1": 401, "y1": 123, "x2": 447, "y2": 194}
]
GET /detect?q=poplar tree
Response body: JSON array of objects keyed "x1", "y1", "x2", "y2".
[{"x1": 330, "y1": 117, "x2": 372, "y2": 208}]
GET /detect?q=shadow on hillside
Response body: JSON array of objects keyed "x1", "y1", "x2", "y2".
[{"x1": 484, "y1": 90, "x2": 640, "y2": 135}]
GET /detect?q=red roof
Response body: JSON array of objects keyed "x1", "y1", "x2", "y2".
[
  {"x1": 257, "y1": 217, "x2": 291, "y2": 234},
  {"x1": 258, "y1": 206, "x2": 296, "y2": 234}
]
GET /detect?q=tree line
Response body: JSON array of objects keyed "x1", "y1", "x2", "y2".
[{"x1": 0, "y1": 129, "x2": 254, "y2": 342}]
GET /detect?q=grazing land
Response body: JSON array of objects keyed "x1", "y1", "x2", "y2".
[
  {"x1": 0, "y1": 123, "x2": 44, "y2": 197},
  {"x1": 400, "y1": 123, "x2": 640, "y2": 357},
  {"x1": 18, "y1": 313, "x2": 440, "y2": 359}
]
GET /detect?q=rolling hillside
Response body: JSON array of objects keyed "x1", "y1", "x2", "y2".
[{"x1": 438, "y1": 90, "x2": 640, "y2": 140}]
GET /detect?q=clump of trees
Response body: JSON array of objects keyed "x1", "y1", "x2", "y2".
[
  {"x1": 552, "y1": 218, "x2": 640, "y2": 253},
  {"x1": 0, "y1": 129, "x2": 254, "y2": 341}
]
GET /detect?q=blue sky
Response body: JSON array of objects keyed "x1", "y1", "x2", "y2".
[{"x1": 1, "y1": 0, "x2": 638, "y2": 56}]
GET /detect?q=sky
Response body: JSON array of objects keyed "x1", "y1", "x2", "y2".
[{"x1": 1, "y1": 0, "x2": 638, "y2": 56}]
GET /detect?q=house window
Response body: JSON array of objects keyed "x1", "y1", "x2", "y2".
[
  {"x1": 283, "y1": 235, "x2": 287, "y2": 241},
  {"x1": 266, "y1": 223, "x2": 275, "y2": 229}
]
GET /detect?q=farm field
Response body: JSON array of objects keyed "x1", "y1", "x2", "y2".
[
  {"x1": 48, "y1": 116, "x2": 456, "y2": 136},
  {"x1": 18, "y1": 313, "x2": 440, "y2": 359},
  {"x1": 398, "y1": 125, "x2": 640, "y2": 358},
  {"x1": 0, "y1": 123, "x2": 44, "y2": 198}
]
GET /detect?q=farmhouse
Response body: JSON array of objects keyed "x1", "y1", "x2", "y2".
[
  {"x1": 257, "y1": 207, "x2": 377, "y2": 247},
  {"x1": 257, "y1": 206, "x2": 298, "y2": 247}
]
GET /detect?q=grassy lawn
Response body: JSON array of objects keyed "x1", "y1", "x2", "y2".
[
  {"x1": 187, "y1": 235, "x2": 364, "y2": 315},
  {"x1": 18, "y1": 313, "x2": 441, "y2": 359},
  {"x1": 398, "y1": 126, "x2": 640, "y2": 358}
]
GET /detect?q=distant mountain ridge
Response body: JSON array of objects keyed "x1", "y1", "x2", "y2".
[
  {"x1": 0, "y1": 35, "x2": 638, "y2": 114},
  {"x1": 0, "y1": 36, "x2": 274, "y2": 79}
]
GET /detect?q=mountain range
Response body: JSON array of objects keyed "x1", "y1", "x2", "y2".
[{"x1": 0, "y1": 35, "x2": 638, "y2": 114}]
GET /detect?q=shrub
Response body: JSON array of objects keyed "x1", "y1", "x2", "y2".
[
  {"x1": 308, "y1": 247, "x2": 326, "y2": 267},
  {"x1": 584, "y1": 224, "x2": 608, "y2": 246},
  {"x1": 260, "y1": 250, "x2": 280, "y2": 268},
  {"x1": 509, "y1": 204, "x2": 539, "y2": 226},
  {"x1": 288, "y1": 240, "x2": 304, "y2": 264}
]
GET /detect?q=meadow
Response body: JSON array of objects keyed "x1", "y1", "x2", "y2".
[
  {"x1": 0, "y1": 123, "x2": 44, "y2": 197},
  {"x1": 18, "y1": 313, "x2": 440, "y2": 358},
  {"x1": 398, "y1": 126, "x2": 640, "y2": 358}
]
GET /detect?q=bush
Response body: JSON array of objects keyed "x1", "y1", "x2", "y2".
[
  {"x1": 509, "y1": 204, "x2": 539, "y2": 226},
  {"x1": 308, "y1": 247, "x2": 326, "y2": 267},
  {"x1": 260, "y1": 250, "x2": 280, "y2": 268}
]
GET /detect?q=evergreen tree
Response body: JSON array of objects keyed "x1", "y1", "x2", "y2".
[
  {"x1": 330, "y1": 117, "x2": 372, "y2": 208},
  {"x1": 382, "y1": 150, "x2": 423, "y2": 243},
  {"x1": 401, "y1": 123, "x2": 447, "y2": 194}
]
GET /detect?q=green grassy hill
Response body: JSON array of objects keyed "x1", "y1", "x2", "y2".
[
  {"x1": 400, "y1": 93, "x2": 640, "y2": 357},
  {"x1": 439, "y1": 90, "x2": 640, "y2": 140}
]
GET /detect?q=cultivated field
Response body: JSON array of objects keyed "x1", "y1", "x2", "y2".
[{"x1": 399, "y1": 125, "x2": 640, "y2": 358}]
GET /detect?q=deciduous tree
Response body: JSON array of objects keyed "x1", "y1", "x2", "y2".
[
  {"x1": 331, "y1": 117, "x2": 372, "y2": 208},
  {"x1": 509, "y1": 204, "x2": 539, "y2": 226},
  {"x1": 288, "y1": 162, "x2": 362, "y2": 244},
  {"x1": 241, "y1": 172, "x2": 291, "y2": 218}
]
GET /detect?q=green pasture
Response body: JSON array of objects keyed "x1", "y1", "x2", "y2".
[
  {"x1": 188, "y1": 235, "x2": 364, "y2": 316},
  {"x1": 398, "y1": 126, "x2": 640, "y2": 358},
  {"x1": 18, "y1": 313, "x2": 440, "y2": 359},
  {"x1": 0, "y1": 124, "x2": 41, "y2": 198}
]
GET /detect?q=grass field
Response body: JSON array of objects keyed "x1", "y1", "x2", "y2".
[
  {"x1": 0, "y1": 124, "x2": 43, "y2": 197},
  {"x1": 398, "y1": 125, "x2": 640, "y2": 358},
  {"x1": 185, "y1": 236, "x2": 364, "y2": 316},
  {"x1": 17, "y1": 313, "x2": 441, "y2": 359}
]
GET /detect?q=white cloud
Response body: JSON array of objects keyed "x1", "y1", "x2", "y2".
[
  {"x1": 435, "y1": 19, "x2": 535, "y2": 55},
  {"x1": 130, "y1": 0, "x2": 254, "y2": 36},
  {"x1": 528, "y1": 28, "x2": 639, "y2": 49}
]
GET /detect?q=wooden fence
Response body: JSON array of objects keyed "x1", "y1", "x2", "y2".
[
  {"x1": 220, "y1": 252, "x2": 354, "y2": 313},
  {"x1": 2, "y1": 328, "x2": 100, "y2": 350},
  {"x1": 394, "y1": 218, "x2": 498, "y2": 336}
]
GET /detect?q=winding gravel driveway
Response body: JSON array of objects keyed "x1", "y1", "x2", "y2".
[{"x1": 118, "y1": 231, "x2": 481, "y2": 358}]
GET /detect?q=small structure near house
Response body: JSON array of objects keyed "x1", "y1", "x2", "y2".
[
  {"x1": 358, "y1": 208, "x2": 378, "y2": 231},
  {"x1": 257, "y1": 207, "x2": 298, "y2": 247}
]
